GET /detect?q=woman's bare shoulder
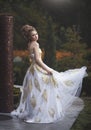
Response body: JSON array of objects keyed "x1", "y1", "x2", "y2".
[
  {"x1": 29, "y1": 41, "x2": 39, "y2": 47},
  {"x1": 28, "y1": 41, "x2": 39, "y2": 51},
  {"x1": 33, "y1": 42, "x2": 39, "y2": 47}
]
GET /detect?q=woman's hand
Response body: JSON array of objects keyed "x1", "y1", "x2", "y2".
[{"x1": 47, "y1": 69, "x2": 53, "y2": 75}]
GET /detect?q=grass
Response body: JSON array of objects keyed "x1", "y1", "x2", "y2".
[{"x1": 71, "y1": 97, "x2": 91, "y2": 130}]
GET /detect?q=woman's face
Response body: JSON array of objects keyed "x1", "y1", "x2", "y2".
[{"x1": 30, "y1": 30, "x2": 38, "y2": 41}]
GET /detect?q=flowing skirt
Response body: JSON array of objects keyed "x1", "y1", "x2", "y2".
[{"x1": 11, "y1": 63, "x2": 87, "y2": 123}]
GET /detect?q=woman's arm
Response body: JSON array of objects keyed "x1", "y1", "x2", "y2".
[{"x1": 33, "y1": 43, "x2": 53, "y2": 75}]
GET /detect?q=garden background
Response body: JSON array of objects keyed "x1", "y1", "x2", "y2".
[{"x1": 0, "y1": 0, "x2": 91, "y2": 129}]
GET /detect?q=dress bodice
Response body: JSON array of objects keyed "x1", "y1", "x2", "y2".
[{"x1": 29, "y1": 48, "x2": 42, "y2": 62}]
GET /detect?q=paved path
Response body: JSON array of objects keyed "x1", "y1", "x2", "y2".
[{"x1": 0, "y1": 98, "x2": 84, "y2": 130}]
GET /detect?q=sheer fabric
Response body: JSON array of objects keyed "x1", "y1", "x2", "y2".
[{"x1": 11, "y1": 48, "x2": 87, "y2": 123}]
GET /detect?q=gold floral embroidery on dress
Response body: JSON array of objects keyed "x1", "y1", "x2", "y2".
[
  {"x1": 64, "y1": 80, "x2": 74, "y2": 86},
  {"x1": 34, "y1": 78, "x2": 41, "y2": 92},
  {"x1": 51, "y1": 76, "x2": 58, "y2": 87},
  {"x1": 30, "y1": 95, "x2": 36, "y2": 108},
  {"x1": 36, "y1": 64, "x2": 47, "y2": 74},
  {"x1": 42, "y1": 75, "x2": 50, "y2": 84},
  {"x1": 36, "y1": 65, "x2": 42, "y2": 72},
  {"x1": 42, "y1": 89, "x2": 47, "y2": 102},
  {"x1": 48, "y1": 108, "x2": 55, "y2": 118},
  {"x1": 29, "y1": 63, "x2": 34, "y2": 75},
  {"x1": 29, "y1": 79, "x2": 32, "y2": 92}
]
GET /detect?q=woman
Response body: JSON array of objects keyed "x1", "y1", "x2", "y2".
[{"x1": 11, "y1": 24, "x2": 87, "y2": 123}]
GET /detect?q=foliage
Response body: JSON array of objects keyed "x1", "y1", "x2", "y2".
[
  {"x1": 44, "y1": 16, "x2": 57, "y2": 69},
  {"x1": 62, "y1": 26, "x2": 87, "y2": 55},
  {"x1": 82, "y1": 72, "x2": 91, "y2": 97},
  {"x1": 56, "y1": 56, "x2": 87, "y2": 72},
  {"x1": 13, "y1": 56, "x2": 30, "y2": 85},
  {"x1": 85, "y1": 50, "x2": 91, "y2": 72},
  {"x1": 0, "y1": 0, "x2": 51, "y2": 49},
  {"x1": 13, "y1": 87, "x2": 20, "y2": 108},
  {"x1": 56, "y1": 26, "x2": 88, "y2": 71}
]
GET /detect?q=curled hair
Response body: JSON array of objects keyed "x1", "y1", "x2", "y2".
[{"x1": 21, "y1": 24, "x2": 36, "y2": 41}]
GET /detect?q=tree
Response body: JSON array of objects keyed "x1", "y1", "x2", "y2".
[
  {"x1": 78, "y1": 0, "x2": 91, "y2": 48},
  {"x1": 44, "y1": 17, "x2": 57, "y2": 69},
  {"x1": 57, "y1": 26, "x2": 88, "y2": 71},
  {"x1": 62, "y1": 26, "x2": 87, "y2": 54}
]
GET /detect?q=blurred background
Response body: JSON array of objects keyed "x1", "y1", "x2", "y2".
[{"x1": 0, "y1": 0, "x2": 91, "y2": 129}]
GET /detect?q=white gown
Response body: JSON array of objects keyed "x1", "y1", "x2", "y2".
[{"x1": 11, "y1": 48, "x2": 87, "y2": 123}]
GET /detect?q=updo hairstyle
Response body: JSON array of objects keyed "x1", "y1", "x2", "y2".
[{"x1": 21, "y1": 24, "x2": 36, "y2": 41}]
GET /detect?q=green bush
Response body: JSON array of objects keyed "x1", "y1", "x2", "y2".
[
  {"x1": 13, "y1": 56, "x2": 30, "y2": 85},
  {"x1": 82, "y1": 72, "x2": 91, "y2": 96}
]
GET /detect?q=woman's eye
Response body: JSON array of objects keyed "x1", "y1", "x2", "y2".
[{"x1": 31, "y1": 33, "x2": 38, "y2": 36}]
